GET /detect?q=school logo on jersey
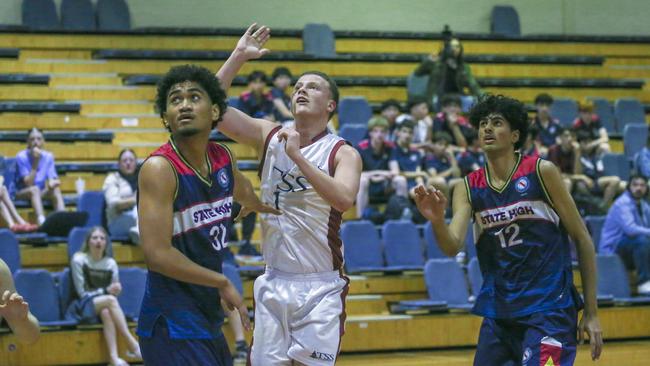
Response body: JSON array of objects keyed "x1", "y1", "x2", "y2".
[
  {"x1": 515, "y1": 176, "x2": 530, "y2": 193},
  {"x1": 217, "y1": 168, "x2": 230, "y2": 188}
]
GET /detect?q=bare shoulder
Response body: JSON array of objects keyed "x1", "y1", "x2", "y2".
[
  {"x1": 335, "y1": 143, "x2": 361, "y2": 164},
  {"x1": 140, "y1": 156, "x2": 175, "y2": 182}
]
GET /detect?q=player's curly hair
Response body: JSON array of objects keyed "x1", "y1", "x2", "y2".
[
  {"x1": 155, "y1": 64, "x2": 228, "y2": 132},
  {"x1": 468, "y1": 94, "x2": 529, "y2": 150}
]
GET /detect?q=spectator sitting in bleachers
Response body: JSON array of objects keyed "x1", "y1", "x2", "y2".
[
  {"x1": 270, "y1": 67, "x2": 293, "y2": 123},
  {"x1": 14, "y1": 128, "x2": 65, "y2": 225},
  {"x1": 432, "y1": 94, "x2": 473, "y2": 149},
  {"x1": 65, "y1": 226, "x2": 141, "y2": 366},
  {"x1": 633, "y1": 134, "x2": 650, "y2": 180},
  {"x1": 456, "y1": 129, "x2": 485, "y2": 177},
  {"x1": 532, "y1": 93, "x2": 562, "y2": 156},
  {"x1": 577, "y1": 130, "x2": 624, "y2": 207},
  {"x1": 239, "y1": 70, "x2": 274, "y2": 120},
  {"x1": 424, "y1": 133, "x2": 462, "y2": 200},
  {"x1": 548, "y1": 128, "x2": 591, "y2": 193},
  {"x1": 389, "y1": 120, "x2": 428, "y2": 199},
  {"x1": 413, "y1": 34, "x2": 482, "y2": 106},
  {"x1": 573, "y1": 100, "x2": 610, "y2": 154},
  {"x1": 600, "y1": 175, "x2": 650, "y2": 295},
  {"x1": 0, "y1": 176, "x2": 38, "y2": 233},
  {"x1": 520, "y1": 124, "x2": 541, "y2": 159},
  {"x1": 355, "y1": 116, "x2": 406, "y2": 218},
  {"x1": 0, "y1": 257, "x2": 40, "y2": 344},
  {"x1": 379, "y1": 99, "x2": 402, "y2": 141},
  {"x1": 398, "y1": 96, "x2": 433, "y2": 148},
  {"x1": 103, "y1": 149, "x2": 139, "y2": 244}
]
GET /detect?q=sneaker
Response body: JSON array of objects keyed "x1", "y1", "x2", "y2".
[
  {"x1": 238, "y1": 240, "x2": 260, "y2": 256},
  {"x1": 638, "y1": 280, "x2": 650, "y2": 295},
  {"x1": 233, "y1": 341, "x2": 248, "y2": 363}
]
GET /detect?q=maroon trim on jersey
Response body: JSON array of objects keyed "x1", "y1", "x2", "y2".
[
  {"x1": 258, "y1": 125, "x2": 283, "y2": 179},
  {"x1": 207, "y1": 143, "x2": 233, "y2": 172},
  {"x1": 328, "y1": 140, "x2": 347, "y2": 177},
  {"x1": 511, "y1": 155, "x2": 538, "y2": 180},
  {"x1": 334, "y1": 274, "x2": 350, "y2": 363},
  {"x1": 327, "y1": 208, "x2": 344, "y2": 270},
  {"x1": 467, "y1": 166, "x2": 488, "y2": 189}
]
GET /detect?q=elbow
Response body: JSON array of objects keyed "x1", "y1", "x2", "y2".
[{"x1": 333, "y1": 196, "x2": 355, "y2": 213}]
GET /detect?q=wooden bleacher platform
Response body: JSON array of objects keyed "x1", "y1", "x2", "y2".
[{"x1": 1, "y1": 29, "x2": 650, "y2": 365}]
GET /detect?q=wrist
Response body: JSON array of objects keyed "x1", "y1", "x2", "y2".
[{"x1": 231, "y1": 48, "x2": 250, "y2": 62}]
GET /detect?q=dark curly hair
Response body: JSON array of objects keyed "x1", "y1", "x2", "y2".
[
  {"x1": 469, "y1": 94, "x2": 528, "y2": 150},
  {"x1": 155, "y1": 64, "x2": 227, "y2": 132}
]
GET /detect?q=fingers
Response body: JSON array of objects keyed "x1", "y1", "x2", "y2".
[
  {"x1": 1, "y1": 290, "x2": 10, "y2": 304},
  {"x1": 252, "y1": 25, "x2": 270, "y2": 41},
  {"x1": 238, "y1": 305, "x2": 251, "y2": 331},
  {"x1": 245, "y1": 23, "x2": 258, "y2": 36},
  {"x1": 590, "y1": 329, "x2": 603, "y2": 360}
]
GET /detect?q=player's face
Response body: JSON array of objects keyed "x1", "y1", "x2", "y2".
[
  {"x1": 478, "y1": 113, "x2": 519, "y2": 152},
  {"x1": 27, "y1": 129, "x2": 44, "y2": 149},
  {"x1": 164, "y1": 81, "x2": 218, "y2": 137},
  {"x1": 629, "y1": 178, "x2": 648, "y2": 199},
  {"x1": 291, "y1": 74, "x2": 335, "y2": 120},
  {"x1": 118, "y1": 150, "x2": 137, "y2": 175},
  {"x1": 88, "y1": 229, "x2": 107, "y2": 257}
]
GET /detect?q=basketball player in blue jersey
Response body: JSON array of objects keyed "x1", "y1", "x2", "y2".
[
  {"x1": 215, "y1": 25, "x2": 362, "y2": 365},
  {"x1": 414, "y1": 94, "x2": 603, "y2": 365},
  {"x1": 136, "y1": 64, "x2": 280, "y2": 365}
]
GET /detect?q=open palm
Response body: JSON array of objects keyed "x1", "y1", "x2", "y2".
[
  {"x1": 413, "y1": 185, "x2": 447, "y2": 222},
  {"x1": 236, "y1": 23, "x2": 271, "y2": 60}
]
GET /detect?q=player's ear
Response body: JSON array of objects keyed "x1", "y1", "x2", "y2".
[
  {"x1": 327, "y1": 100, "x2": 336, "y2": 115},
  {"x1": 511, "y1": 130, "x2": 520, "y2": 145},
  {"x1": 211, "y1": 104, "x2": 220, "y2": 121}
]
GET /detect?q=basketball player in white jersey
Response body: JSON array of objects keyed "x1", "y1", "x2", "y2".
[{"x1": 215, "y1": 24, "x2": 362, "y2": 365}]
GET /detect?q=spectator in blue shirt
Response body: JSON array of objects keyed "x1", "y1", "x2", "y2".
[
  {"x1": 600, "y1": 175, "x2": 650, "y2": 294},
  {"x1": 424, "y1": 133, "x2": 461, "y2": 200},
  {"x1": 355, "y1": 116, "x2": 406, "y2": 218},
  {"x1": 457, "y1": 129, "x2": 486, "y2": 177},
  {"x1": 15, "y1": 128, "x2": 65, "y2": 224},
  {"x1": 633, "y1": 134, "x2": 650, "y2": 180},
  {"x1": 389, "y1": 120, "x2": 428, "y2": 198},
  {"x1": 532, "y1": 93, "x2": 562, "y2": 156},
  {"x1": 270, "y1": 67, "x2": 293, "y2": 123}
]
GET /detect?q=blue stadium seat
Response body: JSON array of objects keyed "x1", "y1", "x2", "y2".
[
  {"x1": 1, "y1": 157, "x2": 18, "y2": 197},
  {"x1": 223, "y1": 263, "x2": 244, "y2": 295},
  {"x1": 467, "y1": 257, "x2": 483, "y2": 299},
  {"x1": 117, "y1": 267, "x2": 146, "y2": 320},
  {"x1": 341, "y1": 220, "x2": 385, "y2": 273},
  {"x1": 596, "y1": 254, "x2": 650, "y2": 304},
  {"x1": 339, "y1": 125, "x2": 367, "y2": 147},
  {"x1": 461, "y1": 95, "x2": 476, "y2": 113},
  {"x1": 338, "y1": 96, "x2": 372, "y2": 127},
  {"x1": 55, "y1": 268, "x2": 74, "y2": 317},
  {"x1": 550, "y1": 98, "x2": 579, "y2": 127},
  {"x1": 96, "y1": 0, "x2": 131, "y2": 31},
  {"x1": 382, "y1": 220, "x2": 425, "y2": 270},
  {"x1": 465, "y1": 225, "x2": 476, "y2": 259},
  {"x1": 22, "y1": 0, "x2": 59, "y2": 30},
  {"x1": 623, "y1": 123, "x2": 648, "y2": 160},
  {"x1": 424, "y1": 258, "x2": 472, "y2": 309},
  {"x1": 14, "y1": 269, "x2": 77, "y2": 327},
  {"x1": 0, "y1": 229, "x2": 21, "y2": 274},
  {"x1": 588, "y1": 97, "x2": 616, "y2": 134},
  {"x1": 490, "y1": 5, "x2": 521, "y2": 37},
  {"x1": 67, "y1": 226, "x2": 113, "y2": 260},
  {"x1": 602, "y1": 153, "x2": 630, "y2": 182},
  {"x1": 303, "y1": 23, "x2": 335, "y2": 58},
  {"x1": 615, "y1": 98, "x2": 646, "y2": 133},
  {"x1": 424, "y1": 221, "x2": 446, "y2": 259},
  {"x1": 60, "y1": 0, "x2": 96, "y2": 30},
  {"x1": 227, "y1": 96, "x2": 242, "y2": 110},
  {"x1": 584, "y1": 216, "x2": 605, "y2": 252},
  {"x1": 77, "y1": 191, "x2": 105, "y2": 227}
]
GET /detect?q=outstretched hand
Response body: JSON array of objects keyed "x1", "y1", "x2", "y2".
[
  {"x1": 413, "y1": 185, "x2": 447, "y2": 223},
  {"x1": 236, "y1": 23, "x2": 271, "y2": 60}
]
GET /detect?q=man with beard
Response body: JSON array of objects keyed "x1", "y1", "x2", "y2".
[{"x1": 136, "y1": 64, "x2": 279, "y2": 365}]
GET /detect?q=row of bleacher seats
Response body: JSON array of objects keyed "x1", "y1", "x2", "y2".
[{"x1": 22, "y1": 0, "x2": 130, "y2": 31}]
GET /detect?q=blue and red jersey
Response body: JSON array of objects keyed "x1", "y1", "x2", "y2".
[
  {"x1": 138, "y1": 139, "x2": 235, "y2": 339},
  {"x1": 465, "y1": 154, "x2": 581, "y2": 319}
]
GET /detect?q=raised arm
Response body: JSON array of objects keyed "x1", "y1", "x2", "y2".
[
  {"x1": 137, "y1": 156, "x2": 249, "y2": 327},
  {"x1": 538, "y1": 159, "x2": 602, "y2": 360},
  {"x1": 216, "y1": 24, "x2": 277, "y2": 152},
  {"x1": 414, "y1": 182, "x2": 472, "y2": 256},
  {"x1": 0, "y1": 259, "x2": 40, "y2": 344}
]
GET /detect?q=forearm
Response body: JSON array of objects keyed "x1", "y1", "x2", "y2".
[
  {"x1": 24, "y1": 170, "x2": 37, "y2": 186},
  {"x1": 575, "y1": 238, "x2": 599, "y2": 315},
  {"x1": 144, "y1": 246, "x2": 229, "y2": 289},
  {"x1": 431, "y1": 220, "x2": 463, "y2": 256},
  {"x1": 6, "y1": 313, "x2": 40, "y2": 344},
  {"x1": 216, "y1": 50, "x2": 247, "y2": 91},
  {"x1": 233, "y1": 170, "x2": 259, "y2": 208},
  {"x1": 114, "y1": 197, "x2": 136, "y2": 211},
  {"x1": 293, "y1": 154, "x2": 355, "y2": 212}
]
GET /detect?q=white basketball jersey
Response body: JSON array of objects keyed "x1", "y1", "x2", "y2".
[{"x1": 259, "y1": 127, "x2": 347, "y2": 274}]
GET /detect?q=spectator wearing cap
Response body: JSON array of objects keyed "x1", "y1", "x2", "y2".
[
  {"x1": 572, "y1": 100, "x2": 610, "y2": 155},
  {"x1": 270, "y1": 67, "x2": 293, "y2": 123},
  {"x1": 432, "y1": 94, "x2": 473, "y2": 149},
  {"x1": 239, "y1": 70, "x2": 274, "y2": 120},
  {"x1": 355, "y1": 116, "x2": 406, "y2": 218},
  {"x1": 532, "y1": 93, "x2": 562, "y2": 156},
  {"x1": 379, "y1": 99, "x2": 402, "y2": 141}
]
